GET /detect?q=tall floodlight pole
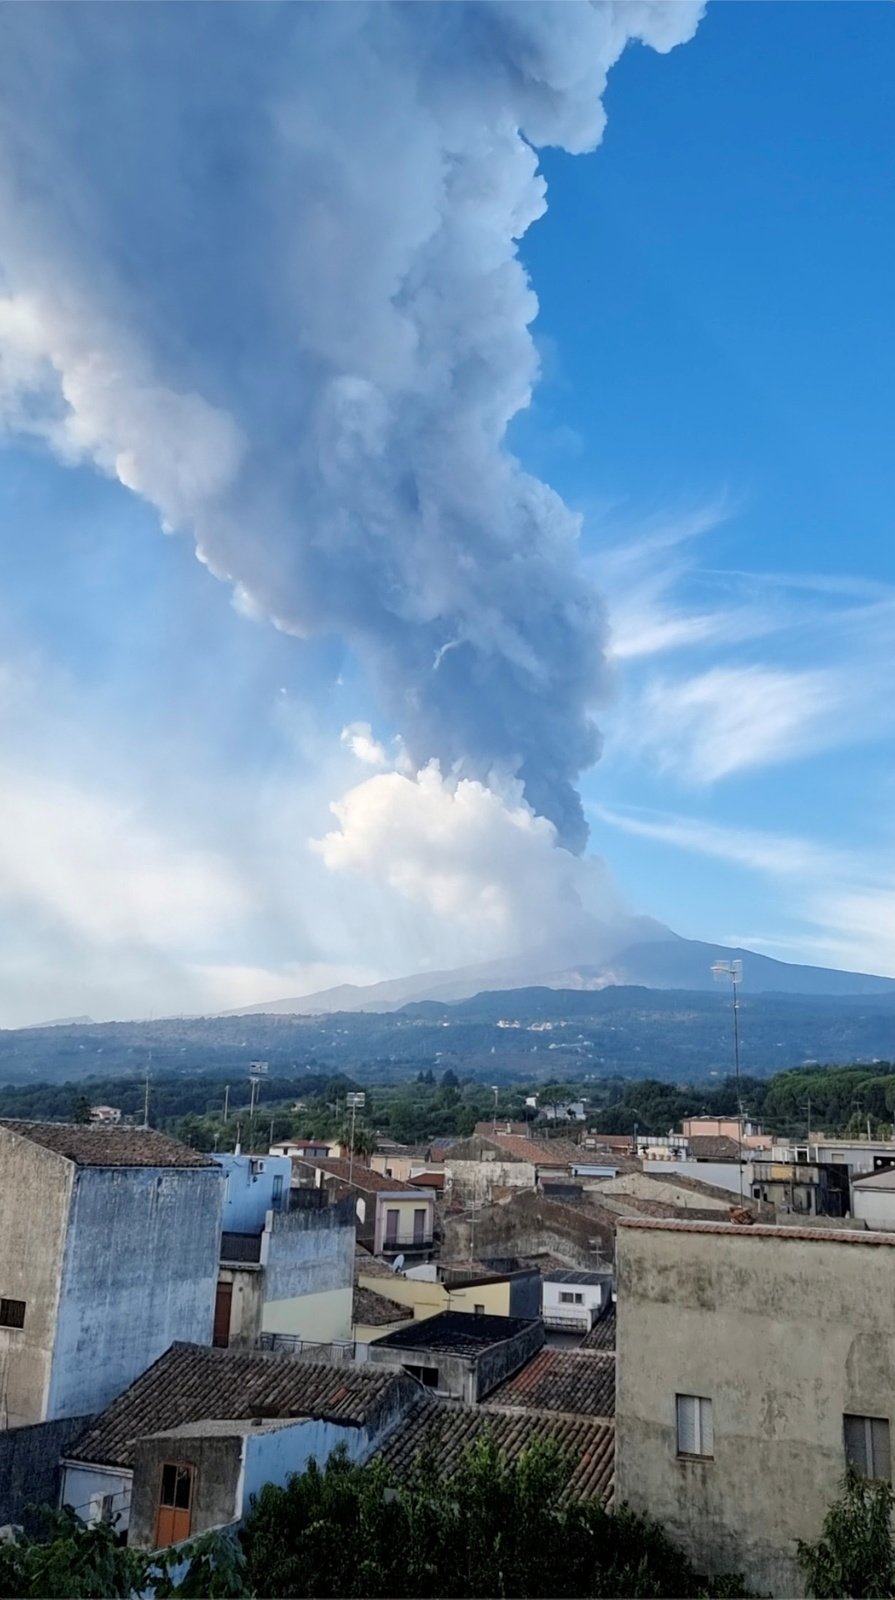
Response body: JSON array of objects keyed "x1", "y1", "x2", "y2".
[
  {"x1": 347, "y1": 1092, "x2": 366, "y2": 1188},
  {"x1": 491, "y1": 1084, "x2": 499, "y2": 1136},
  {"x1": 712, "y1": 960, "x2": 744, "y2": 1202}
]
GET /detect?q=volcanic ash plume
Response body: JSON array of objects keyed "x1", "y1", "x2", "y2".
[{"x1": 0, "y1": 1, "x2": 703, "y2": 852}]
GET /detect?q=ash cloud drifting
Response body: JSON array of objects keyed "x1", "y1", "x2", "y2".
[{"x1": 0, "y1": 1, "x2": 702, "y2": 852}]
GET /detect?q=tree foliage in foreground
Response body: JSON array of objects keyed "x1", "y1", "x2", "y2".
[
  {"x1": 0, "y1": 1509, "x2": 246, "y2": 1600},
  {"x1": 241, "y1": 1438, "x2": 750, "y2": 1598},
  {"x1": 798, "y1": 1465, "x2": 895, "y2": 1598}
]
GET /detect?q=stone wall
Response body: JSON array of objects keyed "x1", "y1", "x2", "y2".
[{"x1": 0, "y1": 1413, "x2": 92, "y2": 1532}]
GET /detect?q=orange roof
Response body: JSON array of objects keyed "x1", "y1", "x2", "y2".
[{"x1": 486, "y1": 1132, "x2": 580, "y2": 1167}]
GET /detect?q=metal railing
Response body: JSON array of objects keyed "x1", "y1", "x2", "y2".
[
  {"x1": 220, "y1": 1231, "x2": 262, "y2": 1264},
  {"x1": 381, "y1": 1231, "x2": 435, "y2": 1251},
  {"x1": 257, "y1": 1333, "x2": 358, "y2": 1362}
]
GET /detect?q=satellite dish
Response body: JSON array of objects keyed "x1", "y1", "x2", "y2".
[{"x1": 391, "y1": 1254, "x2": 405, "y2": 1273}]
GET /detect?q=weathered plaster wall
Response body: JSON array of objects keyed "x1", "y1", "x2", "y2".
[
  {"x1": 616, "y1": 1222, "x2": 895, "y2": 1597},
  {"x1": 47, "y1": 1165, "x2": 224, "y2": 1419},
  {"x1": 0, "y1": 1127, "x2": 74, "y2": 1426}
]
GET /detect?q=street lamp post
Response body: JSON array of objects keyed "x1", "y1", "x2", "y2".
[{"x1": 346, "y1": 1092, "x2": 366, "y2": 1187}]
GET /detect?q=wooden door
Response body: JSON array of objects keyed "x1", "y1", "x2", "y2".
[
  {"x1": 155, "y1": 1462, "x2": 194, "y2": 1547},
  {"x1": 213, "y1": 1280, "x2": 232, "y2": 1348},
  {"x1": 413, "y1": 1207, "x2": 426, "y2": 1243},
  {"x1": 385, "y1": 1207, "x2": 400, "y2": 1245}
]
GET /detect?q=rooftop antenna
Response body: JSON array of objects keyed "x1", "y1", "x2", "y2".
[{"x1": 712, "y1": 960, "x2": 744, "y2": 1202}]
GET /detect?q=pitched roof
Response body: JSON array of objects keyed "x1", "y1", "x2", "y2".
[
  {"x1": 353, "y1": 1286, "x2": 411, "y2": 1327},
  {"x1": 485, "y1": 1133, "x2": 580, "y2": 1166},
  {"x1": 298, "y1": 1157, "x2": 428, "y2": 1195},
  {"x1": 376, "y1": 1398, "x2": 615, "y2": 1503},
  {"x1": 487, "y1": 1349, "x2": 615, "y2": 1418},
  {"x1": 0, "y1": 1121, "x2": 215, "y2": 1169},
  {"x1": 67, "y1": 1343, "x2": 411, "y2": 1468},
  {"x1": 687, "y1": 1134, "x2": 743, "y2": 1162},
  {"x1": 581, "y1": 1304, "x2": 616, "y2": 1351}
]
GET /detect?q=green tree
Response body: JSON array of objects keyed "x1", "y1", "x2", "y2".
[
  {"x1": 798, "y1": 1466, "x2": 895, "y2": 1598},
  {"x1": 71, "y1": 1095, "x2": 92, "y2": 1125},
  {"x1": 0, "y1": 1512, "x2": 247, "y2": 1600}
]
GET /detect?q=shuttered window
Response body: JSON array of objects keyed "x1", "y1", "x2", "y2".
[
  {"x1": 676, "y1": 1394, "x2": 714, "y2": 1458},
  {"x1": 844, "y1": 1414, "x2": 891, "y2": 1481}
]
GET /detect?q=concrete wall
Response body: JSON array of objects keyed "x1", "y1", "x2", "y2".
[
  {"x1": 128, "y1": 1431, "x2": 243, "y2": 1548},
  {"x1": 218, "y1": 1266, "x2": 264, "y2": 1349},
  {"x1": 61, "y1": 1461, "x2": 134, "y2": 1533},
  {"x1": 0, "y1": 1413, "x2": 92, "y2": 1531},
  {"x1": 214, "y1": 1154, "x2": 291, "y2": 1233},
  {"x1": 0, "y1": 1128, "x2": 74, "y2": 1426},
  {"x1": 592, "y1": 1171, "x2": 734, "y2": 1212},
  {"x1": 616, "y1": 1220, "x2": 895, "y2": 1597},
  {"x1": 47, "y1": 1165, "x2": 224, "y2": 1420},
  {"x1": 366, "y1": 1319, "x2": 544, "y2": 1403},
  {"x1": 241, "y1": 1418, "x2": 369, "y2": 1512},
  {"x1": 260, "y1": 1196, "x2": 354, "y2": 1342},
  {"x1": 852, "y1": 1186, "x2": 895, "y2": 1231},
  {"x1": 638, "y1": 1161, "x2": 748, "y2": 1196},
  {"x1": 442, "y1": 1188, "x2": 615, "y2": 1269},
  {"x1": 445, "y1": 1158, "x2": 535, "y2": 1208}
]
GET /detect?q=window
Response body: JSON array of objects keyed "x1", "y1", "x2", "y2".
[
  {"x1": 676, "y1": 1394, "x2": 714, "y2": 1458},
  {"x1": 156, "y1": 1461, "x2": 194, "y2": 1547},
  {"x1": 0, "y1": 1298, "x2": 25, "y2": 1329},
  {"x1": 559, "y1": 1291, "x2": 584, "y2": 1305},
  {"x1": 474, "y1": 1304, "x2": 485, "y2": 1315},
  {"x1": 845, "y1": 1415, "x2": 891, "y2": 1481},
  {"x1": 272, "y1": 1174, "x2": 284, "y2": 1204}
]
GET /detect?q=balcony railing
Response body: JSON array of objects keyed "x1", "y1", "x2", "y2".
[
  {"x1": 381, "y1": 1231, "x2": 435, "y2": 1252},
  {"x1": 220, "y1": 1231, "x2": 262, "y2": 1264}
]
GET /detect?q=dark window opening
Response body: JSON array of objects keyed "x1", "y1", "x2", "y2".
[
  {"x1": 160, "y1": 1462, "x2": 194, "y2": 1511},
  {"x1": 405, "y1": 1363, "x2": 439, "y2": 1388},
  {"x1": 0, "y1": 1298, "x2": 25, "y2": 1329}
]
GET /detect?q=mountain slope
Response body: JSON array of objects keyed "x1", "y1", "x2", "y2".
[{"x1": 227, "y1": 928, "x2": 895, "y2": 1015}]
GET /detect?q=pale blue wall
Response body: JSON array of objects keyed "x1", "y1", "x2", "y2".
[
  {"x1": 263, "y1": 1196, "x2": 355, "y2": 1304},
  {"x1": 46, "y1": 1165, "x2": 224, "y2": 1420},
  {"x1": 214, "y1": 1154, "x2": 291, "y2": 1233},
  {"x1": 240, "y1": 1418, "x2": 366, "y2": 1514}
]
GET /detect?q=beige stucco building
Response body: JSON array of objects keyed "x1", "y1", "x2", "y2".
[{"x1": 616, "y1": 1217, "x2": 895, "y2": 1596}]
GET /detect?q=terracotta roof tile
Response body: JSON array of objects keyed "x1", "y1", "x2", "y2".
[
  {"x1": 487, "y1": 1348, "x2": 615, "y2": 1418},
  {"x1": 376, "y1": 1398, "x2": 615, "y2": 1503},
  {"x1": 0, "y1": 1121, "x2": 215, "y2": 1168},
  {"x1": 67, "y1": 1343, "x2": 411, "y2": 1468},
  {"x1": 687, "y1": 1135, "x2": 743, "y2": 1162},
  {"x1": 581, "y1": 1304, "x2": 616, "y2": 1351},
  {"x1": 487, "y1": 1133, "x2": 581, "y2": 1166},
  {"x1": 298, "y1": 1157, "x2": 429, "y2": 1194}
]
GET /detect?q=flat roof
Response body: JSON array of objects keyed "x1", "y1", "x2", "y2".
[
  {"x1": 543, "y1": 1269, "x2": 608, "y2": 1285},
  {"x1": 371, "y1": 1310, "x2": 538, "y2": 1355}
]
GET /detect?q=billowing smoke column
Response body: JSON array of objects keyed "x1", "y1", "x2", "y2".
[{"x1": 0, "y1": 1, "x2": 702, "y2": 852}]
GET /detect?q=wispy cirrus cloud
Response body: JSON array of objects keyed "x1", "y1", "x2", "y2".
[{"x1": 596, "y1": 801, "x2": 895, "y2": 976}]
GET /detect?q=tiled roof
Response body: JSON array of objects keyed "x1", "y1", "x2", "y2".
[
  {"x1": 487, "y1": 1349, "x2": 615, "y2": 1418},
  {"x1": 353, "y1": 1286, "x2": 410, "y2": 1326},
  {"x1": 485, "y1": 1133, "x2": 580, "y2": 1166},
  {"x1": 687, "y1": 1135, "x2": 743, "y2": 1162},
  {"x1": 581, "y1": 1305, "x2": 616, "y2": 1351},
  {"x1": 355, "y1": 1247, "x2": 401, "y2": 1281},
  {"x1": 67, "y1": 1343, "x2": 410, "y2": 1468},
  {"x1": 618, "y1": 1217, "x2": 895, "y2": 1246},
  {"x1": 298, "y1": 1157, "x2": 428, "y2": 1194},
  {"x1": 0, "y1": 1121, "x2": 215, "y2": 1168},
  {"x1": 376, "y1": 1398, "x2": 615, "y2": 1503},
  {"x1": 410, "y1": 1170, "x2": 444, "y2": 1190},
  {"x1": 474, "y1": 1121, "x2": 532, "y2": 1139}
]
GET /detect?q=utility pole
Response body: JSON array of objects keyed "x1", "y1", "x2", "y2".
[
  {"x1": 247, "y1": 1062, "x2": 268, "y2": 1152},
  {"x1": 712, "y1": 960, "x2": 744, "y2": 1203},
  {"x1": 142, "y1": 1067, "x2": 150, "y2": 1130},
  {"x1": 491, "y1": 1084, "x2": 499, "y2": 1136},
  {"x1": 223, "y1": 1085, "x2": 229, "y2": 1123}
]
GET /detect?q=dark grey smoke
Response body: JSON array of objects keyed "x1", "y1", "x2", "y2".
[{"x1": 0, "y1": 1, "x2": 703, "y2": 851}]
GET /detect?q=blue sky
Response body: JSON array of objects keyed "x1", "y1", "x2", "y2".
[{"x1": 0, "y1": 1, "x2": 892, "y2": 1024}]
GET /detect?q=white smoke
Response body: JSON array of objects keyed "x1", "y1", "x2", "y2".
[{"x1": 0, "y1": 1, "x2": 704, "y2": 858}]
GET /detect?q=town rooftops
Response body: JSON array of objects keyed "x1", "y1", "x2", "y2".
[
  {"x1": 376, "y1": 1398, "x2": 615, "y2": 1503},
  {"x1": 486, "y1": 1132, "x2": 580, "y2": 1166},
  {"x1": 371, "y1": 1310, "x2": 538, "y2": 1356},
  {"x1": 618, "y1": 1217, "x2": 895, "y2": 1247},
  {"x1": 0, "y1": 1121, "x2": 215, "y2": 1169},
  {"x1": 67, "y1": 1343, "x2": 413, "y2": 1469},
  {"x1": 298, "y1": 1157, "x2": 431, "y2": 1195},
  {"x1": 581, "y1": 1303, "x2": 616, "y2": 1351},
  {"x1": 487, "y1": 1348, "x2": 616, "y2": 1418}
]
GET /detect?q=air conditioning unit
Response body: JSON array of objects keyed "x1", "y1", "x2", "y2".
[{"x1": 251, "y1": 1159, "x2": 266, "y2": 1176}]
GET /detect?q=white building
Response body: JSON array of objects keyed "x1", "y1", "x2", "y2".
[
  {"x1": 541, "y1": 1269, "x2": 610, "y2": 1332},
  {"x1": 851, "y1": 1167, "x2": 895, "y2": 1230}
]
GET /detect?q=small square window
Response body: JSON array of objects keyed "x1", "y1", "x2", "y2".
[
  {"x1": 676, "y1": 1394, "x2": 713, "y2": 1458},
  {"x1": 0, "y1": 1298, "x2": 25, "y2": 1329},
  {"x1": 473, "y1": 1304, "x2": 485, "y2": 1315},
  {"x1": 845, "y1": 1414, "x2": 891, "y2": 1481}
]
